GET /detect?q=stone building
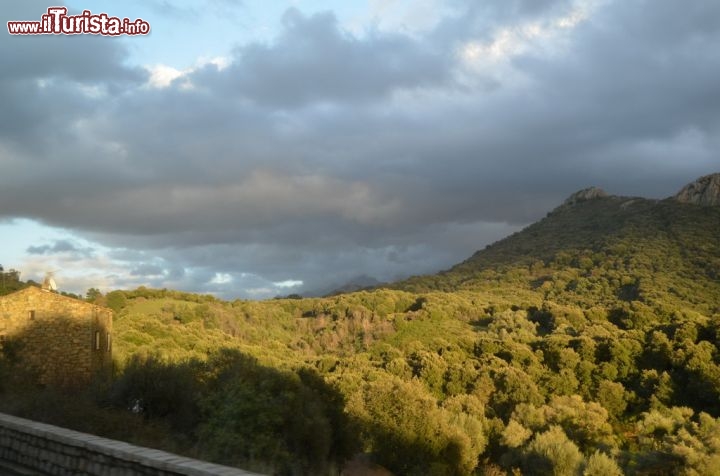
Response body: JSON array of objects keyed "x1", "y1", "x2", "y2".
[{"x1": 0, "y1": 286, "x2": 113, "y2": 385}]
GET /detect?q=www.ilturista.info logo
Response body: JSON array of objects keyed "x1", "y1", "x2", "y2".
[{"x1": 7, "y1": 7, "x2": 150, "y2": 36}]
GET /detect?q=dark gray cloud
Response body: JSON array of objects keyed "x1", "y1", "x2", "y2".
[
  {"x1": 2, "y1": 0, "x2": 719, "y2": 298},
  {"x1": 26, "y1": 240, "x2": 94, "y2": 258},
  {"x1": 191, "y1": 8, "x2": 452, "y2": 107},
  {"x1": 27, "y1": 240, "x2": 75, "y2": 255},
  {"x1": 129, "y1": 264, "x2": 166, "y2": 277}
]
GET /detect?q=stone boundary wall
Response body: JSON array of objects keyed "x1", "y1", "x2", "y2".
[{"x1": 0, "y1": 412, "x2": 263, "y2": 476}]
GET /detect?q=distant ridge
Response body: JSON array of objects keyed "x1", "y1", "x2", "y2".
[
  {"x1": 324, "y1": 275, "x2": 383, "y2": 296},
  {"x1": 304, "y1": 275, "x2": 383, "y2": 297},
  {"x1": 560, "y1": 173, "x2": 720, "y2": 209}
]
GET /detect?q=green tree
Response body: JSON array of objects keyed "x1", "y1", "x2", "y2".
[
  {"x1": 86, "y1": 287, "x2": 103, "y2": 302},
  {"x1": 105, "y1": 291, "x2": 128, "y2": 313},
  {"x1": 582, "y1": 451, "x2": 622, "y2": 476},
  {"x1": 523, "y1": 426, "x2": 583, "y2": 476},
  {"x1": 595, "y1": 380, "x2": 628, "y2": 419},
  {"x1": 359, "y1": 377, "x2": 484, "y2": 475}
]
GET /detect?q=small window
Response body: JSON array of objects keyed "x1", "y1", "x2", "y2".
[
  {"x1": 94, "y1": 331, "x2": 101, "y2": 350},
  {"x1": 28, "y1": 310, "x2": 35, "y2": 320},
  {"x1": 106, "y1": 333, "x2": 111, "y2": 352}
]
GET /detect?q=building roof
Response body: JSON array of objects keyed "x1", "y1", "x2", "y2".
[{"x1": 0, "y1": 286, "x2": 111, "y2": 311}]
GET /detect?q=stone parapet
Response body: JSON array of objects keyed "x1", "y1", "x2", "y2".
[{"x1": 0, "y1": 412, "x2": 263, "y2": 476}]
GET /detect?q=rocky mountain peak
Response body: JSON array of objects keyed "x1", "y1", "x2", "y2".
[
  {"x1": 674, "y1": 173, "x2": 720, "y2": 206},
  {"x1": 563, "y1": 186, "x2": 609, "y2": 206}
]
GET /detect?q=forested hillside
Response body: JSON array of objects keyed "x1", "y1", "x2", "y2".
[
  {"x1": 1, "y1": 176, "x2": 720, "y2": 475},
  {"x1": 398, "y1": 192, "x2": 720, "y2": 313}
]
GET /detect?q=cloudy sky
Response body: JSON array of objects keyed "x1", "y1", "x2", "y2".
[{"x1": 1, "y1": 0, "x2": 718, "y2": 299}]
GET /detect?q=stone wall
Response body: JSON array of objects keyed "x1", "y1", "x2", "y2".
[
  {"x1": 0, "y1": 287, "x2": 113, "y2": 385},
  {"x1": 0, "y1": 412, "x2": 262, "y2": 476}
]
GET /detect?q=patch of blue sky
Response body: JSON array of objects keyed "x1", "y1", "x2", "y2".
[
  {"x1": 0, "y1": 219, "x2": 71, "y2": 270},
  {"x1": 63, "y1": 0, "x2": 366, "y2": 69}
]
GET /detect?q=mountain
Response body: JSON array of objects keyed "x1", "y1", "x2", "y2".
[{"x1": 395, "y1": 174, "x2": 720, "y2": 313}]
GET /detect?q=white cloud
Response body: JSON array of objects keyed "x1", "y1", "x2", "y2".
[
  {"x1": 145, "y1": 56, "x2": 231, "y2": 89},
  {"x1": 210, "y1": 272, "x2": 233, "y2": 284},
  {"x1": 458, "y1": 3, "x2": 594, "y2": 67},
  {"x1": 146, "y1": 64, "x2": 185, "y2": 88}
]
